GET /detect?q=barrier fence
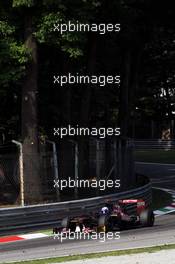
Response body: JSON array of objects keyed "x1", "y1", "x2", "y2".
[
  {"x1": 0, "y1": 138, "x2": 135, "y2": 206},
  {"x1": 0, "y1": 180, "x2": 152, "y2": 235},
  {"x1": 0, "y1": 138, "x2": 152, "y2": 235}
]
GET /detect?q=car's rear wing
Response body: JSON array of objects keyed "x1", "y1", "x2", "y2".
[{"x1": 119, "y1": 199, "x2": 146, "y2": 214}]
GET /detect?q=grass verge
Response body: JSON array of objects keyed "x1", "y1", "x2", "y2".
[
  {"x1": 4, "y1": 244, "x2": 175, "y2": 264},
  {"x1": 134, "y1": 150, "x2": 175, "y2": 164},
  {"x1": 152, "y1": 188, "x2": 172, "y2": 210}
]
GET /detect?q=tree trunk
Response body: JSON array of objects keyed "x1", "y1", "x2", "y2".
[
  {"x1": 164, "y1": 85, "x2": 173, "y2": 138},
  {"x1": 22, "y1": 13, "x2": 42, "y2": 204},
  {"x1": 118, "y1": 49, "x2": 133, "y2": 189},
  {"x1": 119, "y1": 49, "x2": 131, "y2": 138},
  {"x1": 78, "y1": 33, "x2": 97, "y2": 182},
  {"x1": 80, "y1": 33, "x2": 97, "y2": 125}
]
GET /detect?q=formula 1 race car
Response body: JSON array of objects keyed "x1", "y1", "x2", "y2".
[
  {"x1": 53, "y1": 214, "x2": 99, "y2": 235},
  {"x1": 53, "y1": 199, "x2": 154, "y2": 235},
  {"x1": 98, "y1": 199, "x2": 155, "y2": 232}
]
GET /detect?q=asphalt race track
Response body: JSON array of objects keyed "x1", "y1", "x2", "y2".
[
  {"x1": 136, "y1": 162, "x2": 175, "y2": 190},
  {"x1": 1, "y1": 162, "x2": 175, "y2": 263}
]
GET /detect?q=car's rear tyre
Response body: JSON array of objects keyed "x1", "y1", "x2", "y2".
[
  {"x1": 140, "y1": 209, "x2": 155, "y2": 227},
  {"x1": 109, "y1": 215, "x2": 124, "y2": 231}
]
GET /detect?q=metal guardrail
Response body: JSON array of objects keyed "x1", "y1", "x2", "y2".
[
  {"x1": 0, "y1": 181, "x2": 152, "y2": 235},
  {"x1": 134, "y1": 139, "x2": 175, "y2": 150}
]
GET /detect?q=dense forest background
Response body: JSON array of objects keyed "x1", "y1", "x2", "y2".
[{"x1": 0, "y1": 0, "x2": 175, "y2": 142}]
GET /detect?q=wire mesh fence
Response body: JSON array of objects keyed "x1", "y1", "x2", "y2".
[
  {"x1": 0, "y1": 144, "x2": 19, "y2": 205},
  {"x1": 0, "y1": 137, "x2": 135, "y2": 206}
]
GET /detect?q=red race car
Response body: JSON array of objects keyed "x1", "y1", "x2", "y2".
[
  {"x1": 98, "y1": 199, "x2": 155, "y2": 231},
  {"x1": 53, "y1": 199, "x2": 154, "y2": 235},
  {"x1": 53, "y1": 214, "x2": 99, "y2": 235}
]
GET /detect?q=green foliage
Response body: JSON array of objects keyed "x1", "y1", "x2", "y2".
[
  {"x1": 0, "y1": 18, "x2": 29, "y2": 88},
  {"x1": 0, "y1": 21, "x2": 15, "y2": 36},
  {"x1": 35, "y1": 13, "x2": 85, "y2": 58},
  {"x1": 42, "y1": 0, "x2": 66, "y2": 10},
  {"x1": 9, "y1": 42, "x2": 28, "y2": 63},
  {"x1": 0, "y1": 0, "x2": 175, "y2": 141},
  {"x1": 35, "y1": 13, "x2": 64, "y2": 44},
  {"x1": 12, "y1": 0, "x2": 34, "y2": 8},
  {"x1": 0, "y1": 41, "x2": 28, "y2": 86},
  {"x1": 62, "y1": 46, "x2": 83, "y2": 58}
]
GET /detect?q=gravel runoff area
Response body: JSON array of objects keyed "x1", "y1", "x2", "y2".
[{"x1": 51, "y1": 249, "x2": 175, "y2": 264}]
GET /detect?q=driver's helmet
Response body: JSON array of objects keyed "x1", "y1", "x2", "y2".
[{"x1": 100, "y1": 206, "x2": 109, "y2": 215}]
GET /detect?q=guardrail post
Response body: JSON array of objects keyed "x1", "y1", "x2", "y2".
[
  {"x1": 96, "y1": 139, "x2": 100, "y2": 195},
  {"x1": 69, "y1": 140, "x2": 79, "y2": 199},
  {"x1": 12, "y1": 140, "x2": 24, "y2": 206},
  {"x1": 118, "y1": 139, "x2": 122, "y2": 183},
  {"x1": 113, "y1": 139, "x2": 117, "y2": 180},
  {"x1": 47, "y1": 140, "x2": 60, "y2": 201}
]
